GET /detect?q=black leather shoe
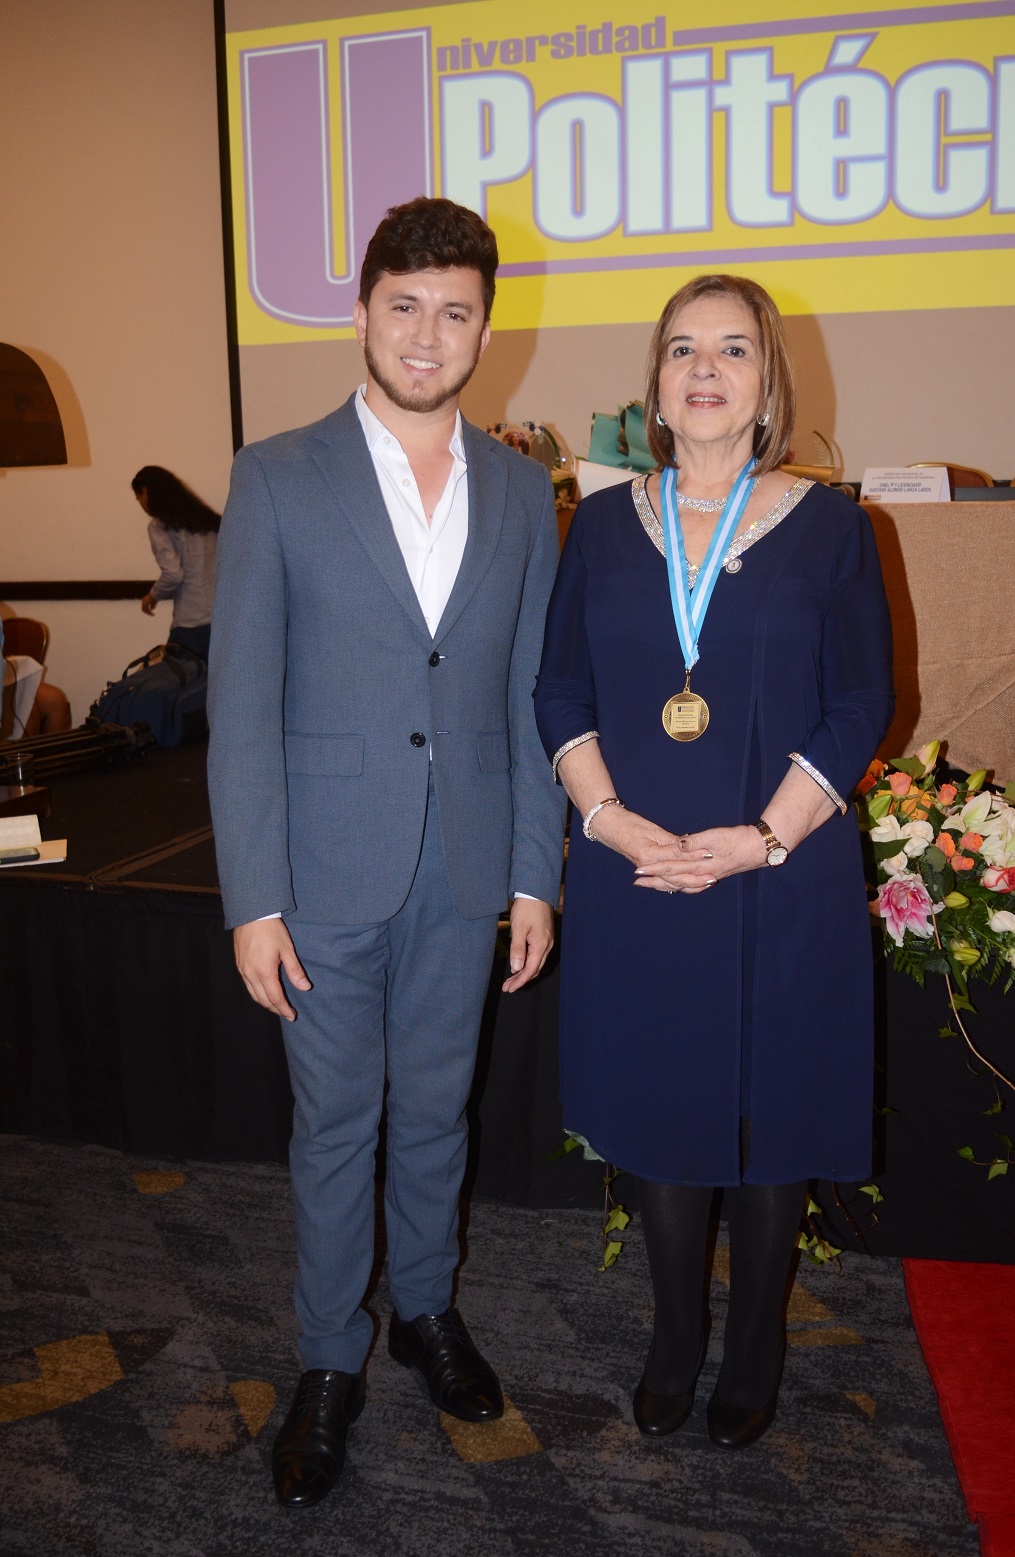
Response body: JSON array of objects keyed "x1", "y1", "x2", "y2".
[
  {"x1": 388, "y1": 1307, "x2": 503, "y2": 1422},
  {"x1": 706, "y1": 1386, "x2": 778, "y2": 1449},
  {"x1": 633, "y1": 1379, "x2": 697, "y2": 1437},
  {"x1": 271, "y1": 1369, "x2": 366, "y2": 1508},
  {"x1": 633, "y1": 1337, "x2": 706, "y2": 1437}
]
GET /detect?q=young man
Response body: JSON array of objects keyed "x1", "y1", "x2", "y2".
[{"x1": 207, "y1": 198, "x2": 565, "y2": 1508}]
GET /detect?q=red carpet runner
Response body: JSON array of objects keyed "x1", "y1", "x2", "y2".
[{"x1": 904, "y1": 1260, "x2": 1015, "y2": 1557}]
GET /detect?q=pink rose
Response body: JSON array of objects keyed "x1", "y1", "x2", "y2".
[
  {"x1": 889, "y1": 772, "x2": 913, "y2": 797},
  {"x1": 984, "y1": 865, "x2": 1015, "y2": 893},
  {"x1": 877, "y1": 872, "x2": 937, "y2": 947}
]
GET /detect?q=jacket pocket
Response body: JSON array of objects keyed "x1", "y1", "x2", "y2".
[
  {"x1": 476, "y1": 730, "x2": 511, "y2": 773},
  {"x1": 285, "y1": 732, "x2": 364, "y2": 776}
]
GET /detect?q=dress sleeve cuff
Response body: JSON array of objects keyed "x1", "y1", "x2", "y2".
[
  {"x1": 788, "y1": 752, "x2": 848, "y2": 815},
  {"x1": 551, "y1": 730, "x2": 599, "y2": 784}
]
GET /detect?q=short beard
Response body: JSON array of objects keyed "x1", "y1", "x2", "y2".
[{"x1": 363, "y1": 338, "x2": 480, "y2": 415}]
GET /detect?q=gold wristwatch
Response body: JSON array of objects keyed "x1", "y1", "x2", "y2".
[{"x1": 753, "y1": 818, "x2": 789, "y2": 866}]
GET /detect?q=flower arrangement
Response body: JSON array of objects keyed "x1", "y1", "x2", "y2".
[{"x1": 859, "y1": 741, "x2": 1015, "y2": 1176}]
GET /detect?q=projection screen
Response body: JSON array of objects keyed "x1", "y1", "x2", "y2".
[{"x1": 221, "y1": 0, "x2": 1015, "y2": 471}]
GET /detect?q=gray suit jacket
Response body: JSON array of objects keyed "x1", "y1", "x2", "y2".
[{"x1": 207, "y1": 393, "x2": 566, "y2": 929}]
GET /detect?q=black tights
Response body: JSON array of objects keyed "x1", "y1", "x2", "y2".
[{"x1": 637, "y1": 1178, "x2": 806, "y2": 1408}]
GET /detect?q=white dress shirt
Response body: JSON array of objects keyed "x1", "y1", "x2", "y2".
[
  {"x1": 353, "y1": 387, "x2": 468, "y2": 637},
  {"x1": 257, "y1": 389, "x2": 536, "y2": 918}
]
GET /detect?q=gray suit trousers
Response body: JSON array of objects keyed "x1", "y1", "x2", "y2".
[{"x1": 281, "y1": 771, "x2": 499, "y2": 1372}]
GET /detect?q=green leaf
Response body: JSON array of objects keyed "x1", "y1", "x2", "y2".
[
  {"x1": 997, "y1": 1133, "x2": 1013, "y2": 1151},
  {"x1": 604, "y1": 1207, "x2": 631, "y2": 1234},
  {"x1": 950, "y1": 992, "x2": 977, "y2": 1014},
  {"x1": 957, "y1": 1145, "x2": 975, "y2": 1160},
  {"x1": 806, "y1": 1198, "x2": 823, "y2": 1216},
  {"x1": 887, "y1": 756, "x2": 924, "y2": 778},
  {"x1": 922, "y1": 845, "x2": 947, "y2": 871},
  {"x1": 600, "y1": 1240, "x2": 624, "y2": 1270},
  {"x1": 983, "y1": 1098, "x2": 1004, "y2": 1116},
  {"x1": 987, "y1": 1160, "x2": 1009, "y2": 1180},
  {"x1": 938, "y1": 1026, "x2": 958, "y2": 1038},
  {"x1": 1004, "y1": 781, "x2": 1015, "y2": 804},
  {"x1": 859, "y1": 1184, "x2": 885, "y2": 1204}
]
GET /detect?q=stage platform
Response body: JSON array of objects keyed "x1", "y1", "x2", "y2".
[
  {"x1": 1, "y1": 741, "x2": 1011, "y2": 1258},
  {"x1": 0, "y1": 740, "x2": 596, "y2": 1206}
]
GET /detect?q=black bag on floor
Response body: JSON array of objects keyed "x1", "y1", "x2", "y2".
[{"x1": 89, "y1": 643, "x2": 208, "y2": 747}]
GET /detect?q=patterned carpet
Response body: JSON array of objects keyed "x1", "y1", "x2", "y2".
[{"x1": 0, "y1": 1135, "x2": 977, "y2": 1557}]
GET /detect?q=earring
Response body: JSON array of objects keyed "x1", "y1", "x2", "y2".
[
  {"x1": 757, "y1": 411, "x2": 769, "y2": 427},
  {"x1": 656, "y1": 411, "x2": 666, "y2": 427}
]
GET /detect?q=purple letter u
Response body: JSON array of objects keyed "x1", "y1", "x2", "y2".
[{"x1": 241, "y1": 33, "x2": 432, "y2": 327}]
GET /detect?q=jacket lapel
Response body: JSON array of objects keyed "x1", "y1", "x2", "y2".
[
  {"x1": 433, "y1": 419, "x2": 507, "y2": 645},
  {"x1": 309, "y1": 395, "x2": 430, "y2": 640}
]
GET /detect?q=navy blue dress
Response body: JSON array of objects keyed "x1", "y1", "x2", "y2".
[{"x1": 534, "y1": 477, "x2": 894, "y2": 1185}]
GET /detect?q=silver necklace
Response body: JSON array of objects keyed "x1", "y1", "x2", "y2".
[{"x1": 675, "y1": 490, "x2": 730, "y2": 513}]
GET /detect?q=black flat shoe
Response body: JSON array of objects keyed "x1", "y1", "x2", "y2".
[
  {"x1": 388, "y1": 1307, "x2": 503, "y2": 1423},
  {"x1": 706, "y1": 1386, "x2": 778, "y2": 1449},
  {"x1": 272, "y1": 1368, "x2": 366, "y2": 1508}
]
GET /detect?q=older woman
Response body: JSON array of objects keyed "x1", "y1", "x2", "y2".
[{"x1": 534, "y1": 275, "x2": 894, "y2": 1449}]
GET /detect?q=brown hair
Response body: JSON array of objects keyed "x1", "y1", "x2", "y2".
[
  {"x1": 644, "y1": 274, "x2": 795, "y2": 476},
  {"x1": 358, "y1": 197, "x2": 499, "y2": 321}
]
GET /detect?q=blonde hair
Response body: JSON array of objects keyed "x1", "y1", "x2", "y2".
[{"x1": 644, "y1": 274, "x2": 795, "y2": 476}]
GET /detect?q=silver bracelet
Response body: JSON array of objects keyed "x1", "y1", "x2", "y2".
[{"x1": 582, "y1": 797, "x2": 625, "y2": 841}]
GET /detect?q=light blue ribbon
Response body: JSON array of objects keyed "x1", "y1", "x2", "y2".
[{"x1": 659, "y1": 457, "x2": 756, "y2": 672}]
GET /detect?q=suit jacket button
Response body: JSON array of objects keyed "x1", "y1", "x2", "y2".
[
  {"x1": 428, "y1": 651, "x2": 441, "y2": 667},
  {"x1": 410, "y1": 731, "x2": 426, "y2": 747}
]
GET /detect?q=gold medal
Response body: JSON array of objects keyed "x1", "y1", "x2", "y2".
[{"x1": 662, "y1": 672, "x2": 709, "y2": 741}]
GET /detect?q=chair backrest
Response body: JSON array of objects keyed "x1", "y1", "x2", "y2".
[
  {"x1": 909, "y1": 461, "x2": 994, "y2": 492},
  {"x1": 2, "y1": 617, "x2": 49, "y2": 661}
]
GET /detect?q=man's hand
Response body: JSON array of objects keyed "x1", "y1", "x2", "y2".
[
  {"x1": 233, "y1": 918, "x2": 312, "y2": 1021},
  {"x1": 140, "y1": 592, "x2": 157, "y2": 616},
  {"x1": 502, "y1": 897, "x2": 554, "y2": 993}
]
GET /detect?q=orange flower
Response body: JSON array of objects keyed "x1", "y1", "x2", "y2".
[
  {"x1": 952, "y1": 854, "x2": 975, "y2": 872},
  {"x1": 858, "y1": 759, "x2": 887, "y2": 796},
  {"x1": 938, "y1": 832, "x2": 956, "y2": 858},
  {"x1": 938, "y1": 783, "x2": 958, "y2": 806},
  {"x1": 959, "y1": 832, "x2": 984, "y2": 852},
  {"x1": 889, "y1": 772, "x2": 913, "y2": 797},
  {"x1": 901, "y1": 793, "x2": 933, "y2": 819}
]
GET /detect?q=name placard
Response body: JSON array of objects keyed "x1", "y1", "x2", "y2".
[{"x1": 861, "y1": 467, "x2": 951, "y2": 503}]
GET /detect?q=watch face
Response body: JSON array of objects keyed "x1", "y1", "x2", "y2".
[{"x1": 768, "y1": 846, "x2": 789, "y2": 866}]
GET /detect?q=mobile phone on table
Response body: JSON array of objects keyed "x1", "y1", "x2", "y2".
[{"x1": 0, "y1": 846, "x2": 40, "y2": 863}]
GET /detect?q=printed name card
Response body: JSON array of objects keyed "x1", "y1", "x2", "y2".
[{"x1": 860, "y1": 467, "x2": 951, "y2": 502}]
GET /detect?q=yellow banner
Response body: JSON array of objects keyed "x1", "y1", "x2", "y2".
[{"x1": 226, "y1": 0, "x2": 1015, "y2": 340}]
